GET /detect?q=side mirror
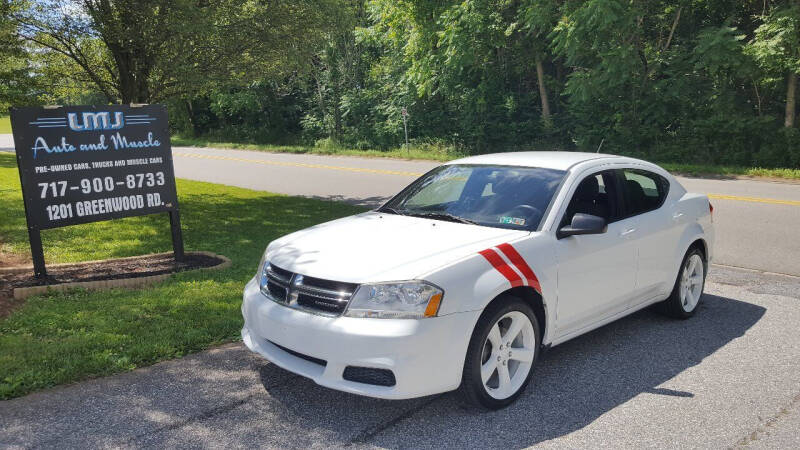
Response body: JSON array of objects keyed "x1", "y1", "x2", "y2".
[{"x1": 557, "y1": 213, "x2": 607, "y2": 239}]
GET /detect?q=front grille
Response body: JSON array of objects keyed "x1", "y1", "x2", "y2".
[
  {"x1": 343, "y1": 366, "x2": 397, "y2": 387},
  {"x1": 269, "y1": 264, "x2": 293, "y2": 280},
  {"x1": 267, "y1": 282, "x2": 287, "y2": 302},
  {"x1": 264, "y1": 264, "x2": 290, "y2": 302},
  {"x1": 297, "y1": 293, "x2": 347, "y2": 314},
  {"x1": 263, "y1": 264, "x2": 358, "y2": 316}
]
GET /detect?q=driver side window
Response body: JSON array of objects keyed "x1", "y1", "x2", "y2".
[{"x1": 561, "y1": 171, "x2": 619, "y2": 227}]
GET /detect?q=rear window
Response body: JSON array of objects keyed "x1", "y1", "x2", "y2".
[{"x1": 619, "y1": 169, "x2": 669, "y2": 216}]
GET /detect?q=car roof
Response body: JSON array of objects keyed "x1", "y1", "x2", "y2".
[{"x1": 446, "y1": 151, "x2": 628, "y2": 171}]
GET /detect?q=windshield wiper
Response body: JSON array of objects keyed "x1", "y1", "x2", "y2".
[
  {"x1": 378, "y1": 206, "x2": 407, "y2": 216},
  {"x1": 407, "y1": 211, "x2": 479, "y2": 225}
]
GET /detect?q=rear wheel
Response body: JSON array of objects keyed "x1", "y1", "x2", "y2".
[
  {"x1": 459, "y1": 296, "x2": 540, "y2": 410},
  {"x1": 657, "y1": 248, "x2": 706, "y2": 319}
]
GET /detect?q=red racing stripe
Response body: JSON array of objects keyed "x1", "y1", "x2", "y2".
[
  {"x1": 496, "y1": 243, "x2": 542, "y2": 294},
  {"x1": 479, "y1": 248, "x2": 524, "y2": 288}
]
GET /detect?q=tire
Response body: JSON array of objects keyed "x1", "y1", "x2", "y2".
[
  {"x1": 459, "y1": 295, "x2": 540, "y2": 410},
  {"x1": 656, "y1": 247, "x2": 706, "y2": 319}
]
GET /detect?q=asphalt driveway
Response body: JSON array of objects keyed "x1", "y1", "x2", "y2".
[{"x1": 2, "y1": 266, "x2": 799, "y2": 449}]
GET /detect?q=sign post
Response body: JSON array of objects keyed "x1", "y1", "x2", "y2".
[{"x1": 9, "y1": 104, "x2": 183, "y2": 278}]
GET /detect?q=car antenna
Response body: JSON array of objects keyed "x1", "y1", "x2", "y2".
[{"x1": 596, "y1": 138, "x2": 605, "y2": 153}]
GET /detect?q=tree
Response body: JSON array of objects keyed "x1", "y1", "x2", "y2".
[
  {"x1": 549, "y1": 0, "x2": 652, "y2": 149},
  {"x1": 748, "y1": 2, "x2": 800, "y2": 127},
  {"x1": 12, "y1": 0, "x2": 342, "y2": 104},
  {"x1": 8, "y1": 0, "x2": 796, "y2": 167},
  {"x1": 0, "y1": 0, "x2": 37, "y2": 109},
  {"x1": 519, "y1": 0, "x2": 562, "y2": 125},
  {"x1": 305, "y1": 0, "x2": 366, "y2": 142}
]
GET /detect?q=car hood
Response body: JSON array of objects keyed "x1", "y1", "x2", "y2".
[{"x1": 266, "y1": 211, "x2": 529, "y2": 283}]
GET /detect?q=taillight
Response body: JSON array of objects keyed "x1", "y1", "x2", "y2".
[{"x1": 709, "y1": 201, "x2": 714, "y2": 221}]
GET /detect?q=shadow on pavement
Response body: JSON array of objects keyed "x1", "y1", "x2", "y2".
[
  {"x1": 259, "y1": 293, "x2": 765, "y2": 448},
  {"x1": 0, "y1": 291, "x2": 766, "y2": 448}
]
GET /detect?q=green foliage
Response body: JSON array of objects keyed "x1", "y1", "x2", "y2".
[
  {"x1": 659, "y1": 159, "x2": 800, "y2": 179},
  {"x1": 748, "y1": 5, "x2": 800, "y2": 75},
  {"x1": 11, "y1": 0, "x2": 344, "y2": 104},
  {"x1": 5, "y1": 0, "x2": 800, "y2": 167},
  {"x1": 171, "y1": 135, "x2": 463, "y2": 161},
  {"x1": 694, "y1": 26, "x2": 749, "y2": 77},
  {"x1": 0, "y1": 0, "x2": 36, "y2": 109},
  {"x1": 0, "y1": 153, "x2": 365, "y2": 399}
]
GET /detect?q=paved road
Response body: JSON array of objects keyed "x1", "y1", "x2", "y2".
[
  {"x1": 168, "y1": 146, "x2": 800, "y2": 276},
  {"x1": 4, "y1": 137, "x2": 799, "y2": 275},
  {"x1": 0, "y1": 134, "x2": 13, "y2": 152},
  {"x1": 2, "y1": 266, "x2": 799, "y2": 448}
]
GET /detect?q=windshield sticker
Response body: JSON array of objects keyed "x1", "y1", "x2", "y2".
[{"x1": 500, "y1": 216, "x2": 526, "y2": 226}]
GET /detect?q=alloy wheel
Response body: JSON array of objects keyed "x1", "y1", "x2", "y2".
[
  {"x1": 680, "y1": 253, "x2": 704, "y2": 312},
  {"x1": 479, "y1": 311, "x2": 536, "y2": 399}
]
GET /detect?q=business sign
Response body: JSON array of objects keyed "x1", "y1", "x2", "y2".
[{"x1": 9, "y1": 104, "x2": 183, "y2": 276}]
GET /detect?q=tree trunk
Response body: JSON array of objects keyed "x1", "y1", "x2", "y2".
[
  {"x1": 535, "y1": 57, "x2": 552, "y2": 125},
  {"x1": 333, "y1": 79, "x2": 342, "y2": 141},
  {"x1": 112, "y1": 51, "x2": 139, "y2": 104},
  {"x1": 108, "y1": 47, "x2": 151, "y2": 104},
  {"x1": 662, "y1": 7, "x2": 681, "y2": 53},
  {"x1": 786, "y1": 71, "x2": 797, "y2": 128},
  {"x1": 313, "y1": 67, "x2": 326, "y2": 131},
  {"x1": 184, "y1": 100, "x2": 200, "y2": 137}
]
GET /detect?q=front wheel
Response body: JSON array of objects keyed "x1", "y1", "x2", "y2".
[
  {"x1": 459, "y1": 297, "x2": 540, "y2": 410},
  {"x1": 657, "y1": 248, "x2": 706, "y2": 319}
]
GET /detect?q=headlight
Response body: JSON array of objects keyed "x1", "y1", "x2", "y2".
[
  {"x1": 345, "y1": 281, "x2": 444, "y2": 319},
  {"x1": 255, "y1": 243, "x2": 273, "y2": 281},
  {"x1": 257, "y1": 255, "x2": 269, "y2": 295}
]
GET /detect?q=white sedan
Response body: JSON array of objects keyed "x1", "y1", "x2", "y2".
[{"x1": 241, "y1": 151, "x2": 714, "y2": 409}]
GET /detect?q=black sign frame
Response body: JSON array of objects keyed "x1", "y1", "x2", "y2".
[{"x1": 10, "y1": 104, "x2": 184, "y2": 277}]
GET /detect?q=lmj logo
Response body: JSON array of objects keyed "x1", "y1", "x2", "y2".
[{"x1": 67, "y1": 112, "x2": 124, "y2": 132}]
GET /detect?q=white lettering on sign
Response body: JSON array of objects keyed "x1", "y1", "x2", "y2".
[
  {"x1": 75, "y1": 194, "x2": 145, "y2": 217},
  {"x1": 30, "y1": 132, "x2": 161, "y2": 160},
  {"x1": 109, "y1": 132, "x2": 160, "y2": 150},
  {"x1": 68, "y1": 112, "x2": 124, "y2": 131},
  {"x1": 32, "y1": 136, "x2": 75, "y2": 159},
  {"x1": 79, "y1": 134, "x2": 108, "y2": 152}
]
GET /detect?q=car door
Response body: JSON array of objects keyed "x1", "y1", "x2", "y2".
[
  {"x1": 615, "y1": 168, "x2": 677, "y2": 302},
  {"x1": 553, "y1": 170, "x2": 639, "y2": 337}
]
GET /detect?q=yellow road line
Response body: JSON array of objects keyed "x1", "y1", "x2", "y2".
[
  {"x1": 174, "y1": 152, "x2": 800, "y2": 206},
  {"x1": 708, "y1": 194, "x2": 800, "y2": 207},
  {"x1": 173, "y1": 152, "x2": 424, "y2": 177}
]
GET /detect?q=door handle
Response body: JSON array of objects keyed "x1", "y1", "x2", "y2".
[
  {"x1": 672, "y1": 212, "x2": 684, "y2": 220},
  {"x1": 620, "y1": 228, "x2": 636, "y2": 237}
]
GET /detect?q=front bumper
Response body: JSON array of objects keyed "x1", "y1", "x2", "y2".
[{"x1": 241, "y1": 277, "x2": 479, "y2": 399}]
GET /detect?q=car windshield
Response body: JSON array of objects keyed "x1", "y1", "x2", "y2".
[{"x1": 380, "y1": 164, "x2": 566, "y2": 230}]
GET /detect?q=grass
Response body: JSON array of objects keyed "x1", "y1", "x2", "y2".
[
  {"x1": 659, "y1": 162, "x2": 800, "y2": 181},
  {"x1": 0, "y1": 152, "x2": 366, "y2": 399},
  {"x1": 172, "y1": 135, "x2": 800, "y2": 181},
  {"x1": 0, "y1": 115, "x2": 10, "y2": 134},
  {"x1": 171, "y1": 135, "x2": 461, "y2": 162}
]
